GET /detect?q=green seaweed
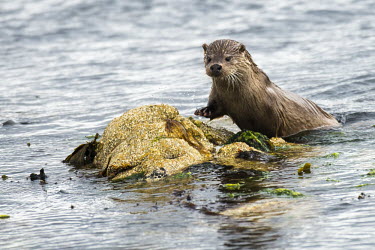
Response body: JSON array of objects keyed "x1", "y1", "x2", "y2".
[
  {"x1": 248, "y1": 171, "x2": 270, "y2": 181},
  {"x1": 223, "y1": 183, "x2": 242, "y2": 191},
  {"x1": 323, "y1": 152, "x2": 340, "y2": 159},
  {"x1": 354, "y1": 183, "x2": 375, "y2": 188},
  {"x1": 171, "y1": 172, "x2": 192, "y2": 179},
  {"x1": 326, "y1": 178, "x2": 340, "y2": 182},
  {"x1": 227, "y1": 193, "x2": 236, "y2": 198},
  {"x1": 0, "y1": 215, "x2": 10, "y2": 219},
  {"x1": 190, "y1": 118, "x2": 203, "y2": 128},
  {"x1": 267, "y1": 188, "x2": 304, "y2": 198},
  {"x1": 227, "y1": 130, "x2": 270, "y2": 152},
  {"x1": 297, "y1": 163, "x2": 311, "y2": 175},
  {"x1": 367, "y1": 169, "x2": 375, "y2": 176},
  {"x1": 1, "y1": 175, "x2": 8, "y2": 180}
]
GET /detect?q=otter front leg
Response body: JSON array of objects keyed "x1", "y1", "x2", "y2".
[
  {"x1": 194, "y1": 100, "x2": 225, "y2": 120},
  {"x1": 194, "y1": 106, "x2": 214, "y2": 118}
]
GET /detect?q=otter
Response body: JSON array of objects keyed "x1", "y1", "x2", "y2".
[{"x1": 194, "y1": 39, "x2": 339, "y2": 138}]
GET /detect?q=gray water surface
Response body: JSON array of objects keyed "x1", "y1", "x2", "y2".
[{"x1": 1, "y1": 0, "x2": 375, "y2": 249}]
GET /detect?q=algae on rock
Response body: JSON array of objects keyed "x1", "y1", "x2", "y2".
[
  {"x1": 64, "y1": 104, "x2": 310, "y2": 182},
  {"x1": 267, "y1": 188, "x2": 304, "y2": 198},
  {"x1": 215, "y1": 142, "x2": 270, "y2": 171},
  {"x1": 189, "y1": 117, "x2": 234, "y2": 145},
  {"x1": 93, "y1": 105, "x2": 214, "y2": 181},
  {"x1": 228, "y1": 130, "x2": 270, "y2": 152}
]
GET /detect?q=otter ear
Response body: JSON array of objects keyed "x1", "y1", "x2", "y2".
[
  {"x1": 239, "y1": 44, "x2": 246, "y2": 53},
  {"x1": 202, "y1": 43, "x2": 208, "y2": 53}
]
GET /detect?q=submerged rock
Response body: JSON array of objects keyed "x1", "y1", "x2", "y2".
[
  {"x1": 2, "y1": 120, "x2": 16, "y2": 126},
  {"x1": 220, "y1": 199, "x2": 292, "y2": 217},
  {"x1": 215, "y1": 142, "x2": 276, "y2": 171},
  {"x1": 267, "y1": 188, "x2": 304, "y2": 198}
]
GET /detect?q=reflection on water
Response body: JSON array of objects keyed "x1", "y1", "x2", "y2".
[{"x1": 1, "y1": 0, "x2": 375, "y2": 249}]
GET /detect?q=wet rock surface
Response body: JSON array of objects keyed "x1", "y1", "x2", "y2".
[{"x1": 64, "y1": 104, "x2": 304, "y2": 181}]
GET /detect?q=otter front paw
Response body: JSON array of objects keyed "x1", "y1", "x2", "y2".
[{"x1": 194, "y1": 107, "x2": 213, "y2": 118}]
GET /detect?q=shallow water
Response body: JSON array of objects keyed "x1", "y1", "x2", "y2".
[{"x1": 1, "y1": 0, "x2": 375, "y2": 249}]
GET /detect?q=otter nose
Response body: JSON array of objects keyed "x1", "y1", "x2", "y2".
[{"x1": 210, "y1": 64, "x2": 222, "y2": 72}]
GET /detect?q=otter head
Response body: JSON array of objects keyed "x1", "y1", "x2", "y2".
[{"x1": 202, "y1": 39, "x2": 251, "y2": 79}]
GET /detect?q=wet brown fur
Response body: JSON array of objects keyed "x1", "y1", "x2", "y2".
[{"x1": 196, "y1": 39, "x2": 339, "y2": 137}]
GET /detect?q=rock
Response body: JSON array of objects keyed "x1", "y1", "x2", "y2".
[
  {"x1": 215, "y1": 142, "x2": 271, "y2": 171},
  {"x1": 220, "y1": 199, "x2": 292, "y2": 217},
  {"x1": 63, "y1": 134, "x2": 99, "y2": 167},
  {"x1": 188, "y1": 117, "x2": 234, "y2": 145},
  {"x1": 268, "y1": 137, "x2": 287, "y2": 149},
  {"x1": 227, "y1": 130, "x2": 270, "y2": 152},
  {"x1": 93, "y1": 105, "x2": 214, "y2": 181},
  {"x1": 2, "y1": 120, "x2": 16, "y2": 126},
  {"x1": 217, "y1": 142, "x2": 259, "y2": 159},
  {"x1": 64, "y1": 104, "x2": 299, "y2": 181},
  {"x1": 30, "y1": 168, "x2": 47, "y2": 181}
]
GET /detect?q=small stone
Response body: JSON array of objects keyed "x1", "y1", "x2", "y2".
[
  {"x1": 2, "y1": 120, "x2": 16, "y2": 126},
  {"x1": 358, "y1": 193, "x2": 366, "y2": 199},
  {"x1": 29, "y1": 168, "x2": 47, "y2": 181}
]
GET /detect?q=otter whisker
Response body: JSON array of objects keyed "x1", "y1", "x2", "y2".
[
  {"x1": 227, "y1": 74, "x2": 232, "y2": 91},
  {"x1": 226, "y1": 75, "x2": 231, "y2": 91},
  {"x1": 232, "y1": 75, "x2": 236, "y2": 91}
]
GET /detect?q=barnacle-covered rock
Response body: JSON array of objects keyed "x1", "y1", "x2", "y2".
[
  {"x1": 64, "y1": 104, "x2": 311, "y2": 182},
  {"x1": 93, "y1": 105, "x2": 214, "y2": 181}
]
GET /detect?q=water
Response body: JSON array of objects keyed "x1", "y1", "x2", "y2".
[{"x1": 1, "y1": 0, "x2": 374, "y2": 248}]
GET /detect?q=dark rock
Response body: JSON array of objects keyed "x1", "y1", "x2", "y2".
[
  {"x1": 237, "y1": 150, "x2": 278, "y2": 162},
  {"x1": 2, "y1": 120, "x2": 16, "y2": 126},
  {"x1": 63, "y1": 133, "x2": 99, "y2": 167},
  {"x1": 149, "y1": 167, "x2": 167, "y2": 179},
  {"x1": 358, "y1": 192, "x2": 366, "y2": 199},
  {"x1": 30, "y1": 168, "x2": 47, "y2": 181}
]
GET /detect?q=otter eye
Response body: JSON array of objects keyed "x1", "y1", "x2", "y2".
[
  {"x1": 225, "y1": 56, "x2": 232, "y2": 62},
  {"x1": 206, "y1": 57, "x2": 212, "y2": 63}
]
